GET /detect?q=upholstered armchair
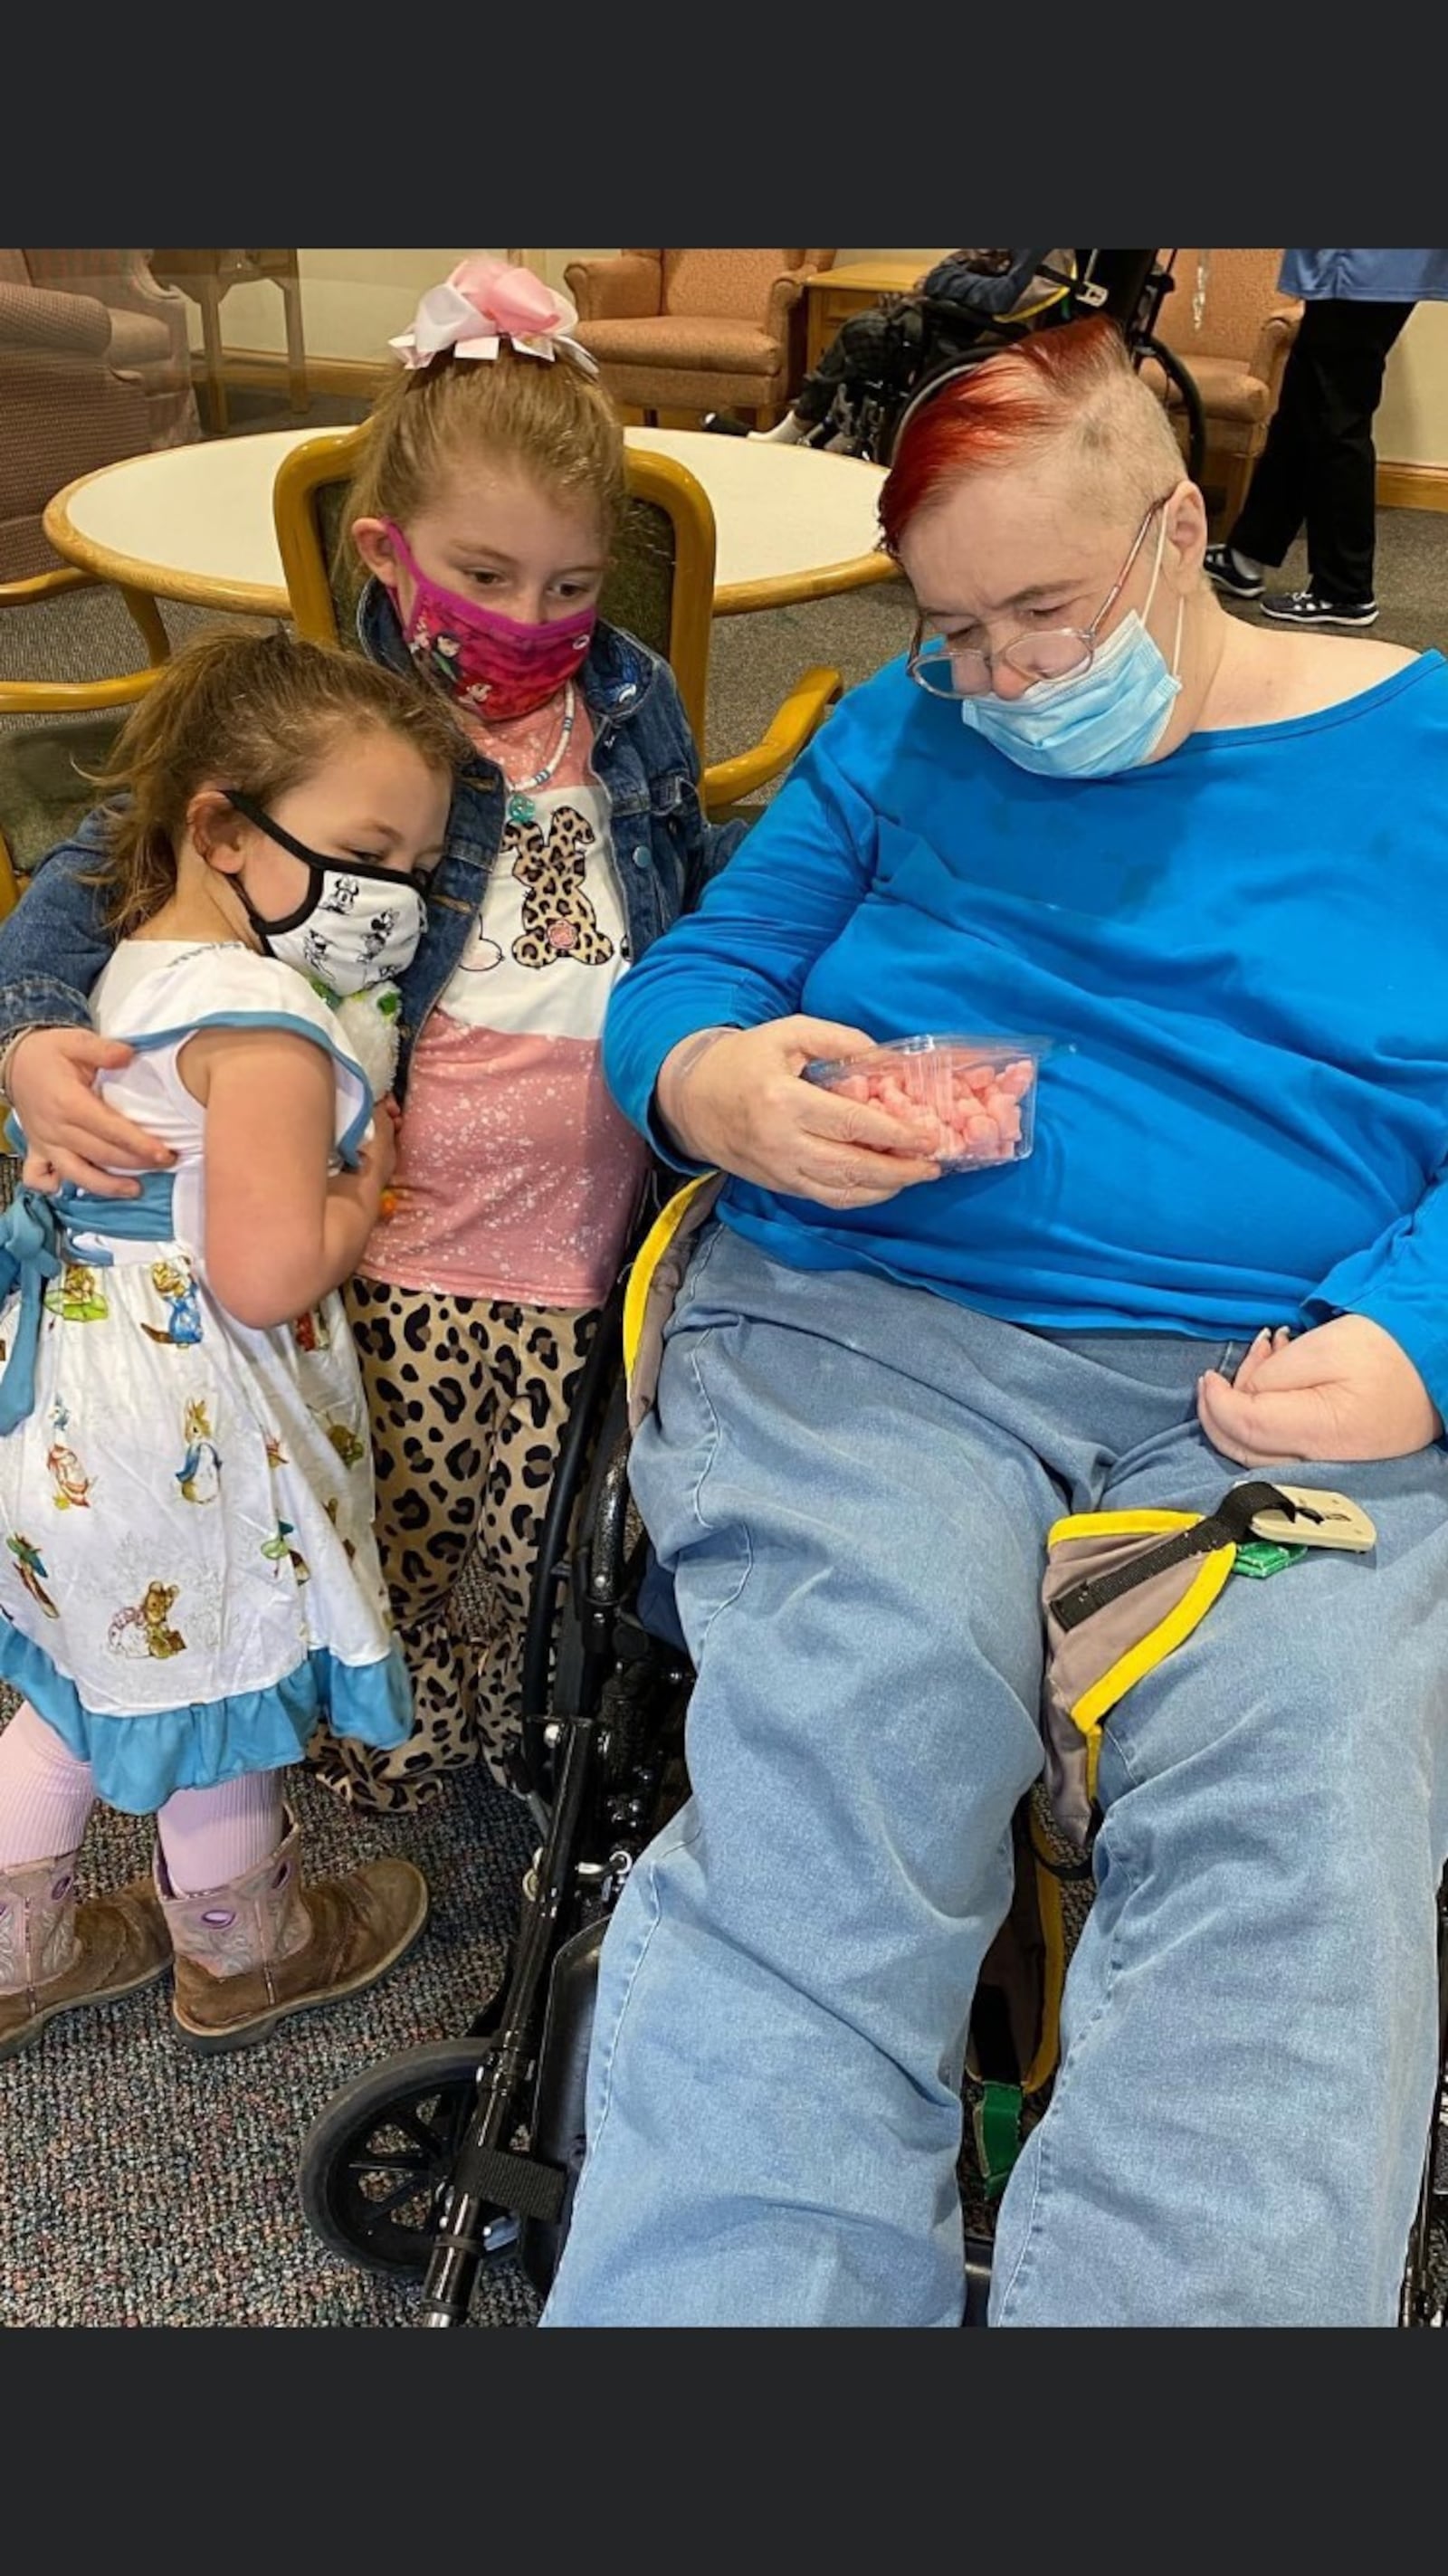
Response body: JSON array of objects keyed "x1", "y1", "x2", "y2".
[
  {"x1": 1145, "y1": 250, "x2": 1302, "y2": 530},
  {"x1": 0, "y1": 252, "x2": 201, "y2": 582},
  {"x1": 15, "y1": 252, "x2": 199, "y2": 451},
  {"x1": 564, "y1": 250, "x2": 837, "y2": 427}
]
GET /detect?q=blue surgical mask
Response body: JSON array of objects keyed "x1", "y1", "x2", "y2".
[{"x1": 957, "y1": 520, "x2": 1185, "y2": 780}]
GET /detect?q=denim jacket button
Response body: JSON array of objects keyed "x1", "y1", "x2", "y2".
[{"x1": 633, "y1": 845, "x2": 650, "y2": 868}]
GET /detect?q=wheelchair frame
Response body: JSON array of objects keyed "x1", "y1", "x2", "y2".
[
  {"x1": 298, "y1": 1254, "x2": 1448, "y2": 2329},
  {"x1": 784, "y1": 247, "x2": 1207, "y2": 485}
]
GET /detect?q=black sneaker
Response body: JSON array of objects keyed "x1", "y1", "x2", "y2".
[
  {"x1": 1259, "y1": 587, "x2": 1379, "y2": 629},
  {"x1": 1204, "y1": 544, "x2": 1265, "y2": 601}
]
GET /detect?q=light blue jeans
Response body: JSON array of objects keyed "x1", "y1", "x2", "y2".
[{"x1": 541, "y1": 1226, "x2": 1448, "y2": 2326}]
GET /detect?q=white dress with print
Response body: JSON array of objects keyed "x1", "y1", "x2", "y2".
[{"x1": 0, "y1": 940, "x2": 409, "y2": 1813}]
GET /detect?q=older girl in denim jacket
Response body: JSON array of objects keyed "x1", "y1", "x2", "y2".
[{"x1": 0, "y1": 257, "x2": 743, "y2": 1812}]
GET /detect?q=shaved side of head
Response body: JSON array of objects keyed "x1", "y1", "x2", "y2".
[{"x1": 881, "y1": 319, "x2": 1188, "y2": 549}]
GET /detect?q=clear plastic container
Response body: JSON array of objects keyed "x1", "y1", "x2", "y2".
[{"x1": 803, "y1": 1033, "x2": 1047, "y2": 1171}]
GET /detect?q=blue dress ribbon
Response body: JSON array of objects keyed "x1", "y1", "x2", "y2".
[{"x1": 0, "y1": 1174, "x2": 176, "y2": 1433}]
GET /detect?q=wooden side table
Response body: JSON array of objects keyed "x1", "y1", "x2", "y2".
[
  {"x1": 804, "y1": 258, "x2": 950, "y2": 376},
  {"x1": 151, "y1": 249, "x2": 309, "y2": 434}
]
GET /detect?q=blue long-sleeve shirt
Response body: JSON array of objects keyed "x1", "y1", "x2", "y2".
[{"x1": 604, "y1": 649, "x2": 1448, "y2": 1414}]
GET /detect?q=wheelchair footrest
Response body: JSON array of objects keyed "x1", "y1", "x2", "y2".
[{"x1": 460, "y1": 2146, "x2": 568, "y2": 2225}]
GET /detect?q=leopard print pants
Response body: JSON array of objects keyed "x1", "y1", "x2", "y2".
[{"x1": 309, "y1": 1278, "x2": 597, "y2": 1813}]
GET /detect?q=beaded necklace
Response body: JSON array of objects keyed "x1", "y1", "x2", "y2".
[{"x1": 496, "y1": 682, "x2": 577, "y2": 826}]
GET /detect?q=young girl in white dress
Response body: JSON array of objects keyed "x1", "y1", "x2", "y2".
[{"x1": 0, "y1": 629, "x2": 461, "y2": 2058}]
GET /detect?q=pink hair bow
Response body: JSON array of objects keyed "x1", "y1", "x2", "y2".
[{"x1": 388, "y1": 256, "x2": 599, "y2": 376}]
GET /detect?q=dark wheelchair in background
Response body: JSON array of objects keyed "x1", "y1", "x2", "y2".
[
  {"x1": 298, "y1": 1190, "x2": 1448, "y2": 2329},
  {"x1": 708, "y1": 247, "x2": 1208, "y2": 485}
]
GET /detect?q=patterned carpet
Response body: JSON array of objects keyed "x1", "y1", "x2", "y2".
[
  {"x1": 1, "y1": 493, "x2": 1445, "y2": 2327},
  {"x1": 0, "y1": 1737, "x2": 541, "y2": 2327}
]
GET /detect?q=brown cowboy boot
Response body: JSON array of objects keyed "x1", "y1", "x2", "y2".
[
  {"x1": 157, "y1": 1808, "x2": 428, "y2": 2053},
  {"x1": 0, "y1": 1850, "x2": 169, "y2": 2062}
]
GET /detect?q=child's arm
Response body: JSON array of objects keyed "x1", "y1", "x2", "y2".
[
  {"x1": 186, "y1": 1025, "x2": 395, "y2": 1330},
  {"x1": 0, "y1": 814, "x2": 171, "y2": 1194}
]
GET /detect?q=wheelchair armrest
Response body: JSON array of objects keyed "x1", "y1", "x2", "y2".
[{"x1": 702, "y1": 665, "x2": 843, "y2": 814}]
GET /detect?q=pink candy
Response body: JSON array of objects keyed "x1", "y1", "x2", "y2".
[{"x1": 805, "y1": 1035, "x2": 1043, "y2": 1170}]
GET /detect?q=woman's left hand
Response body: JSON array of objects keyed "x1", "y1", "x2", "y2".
[{"x1": 1196, "y1": 1312, "x2": 1443, "y2": 1466}]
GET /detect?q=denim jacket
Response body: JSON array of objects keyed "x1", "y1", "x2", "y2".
[{"x1": 0, "y1": 580, "x2": 747, "y2": 1103}]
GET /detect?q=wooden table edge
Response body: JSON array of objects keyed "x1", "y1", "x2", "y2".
[
  {"x1": 43, "y1": 472, "x2": 292, "y2": 621},
  {"x1": 43, "y1": 462, "x2": 900, "y2": 625},
  {"x1": 714, "y1": 551, "x2": 902, "y2": 616}
]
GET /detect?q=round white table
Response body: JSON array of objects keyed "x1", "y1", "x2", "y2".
[{"x1": 43, "y1": 425, "x2": 899, "y2": 624}]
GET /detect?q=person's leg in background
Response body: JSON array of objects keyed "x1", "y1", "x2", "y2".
[
  {"x1": 0, "y1": 1700, "x2": 167, "y2": 2056},
  {"x1": 1207, "y1": 296, "x2": 1412, "y2": 616},
  {"x1": 1205, "y1": 301, "x2": 1324, "y2": 597},
  {"x1": 991, "y1": 1422, "x2": 1448, "y2": 2326},
  {"x1": 1284, "y1": 296, "x2": 1415, "y2": 611}
]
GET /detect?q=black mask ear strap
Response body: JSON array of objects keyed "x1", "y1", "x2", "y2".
[
  {"x1": 216, "y1": 787, "x2": 325, "y2": 942},
  {"x1": 221, "y1": 787, "x2": 419, "y2": 894},
  {"x1": 222, "y1": 786, "x2": 328, "y2": 872}
]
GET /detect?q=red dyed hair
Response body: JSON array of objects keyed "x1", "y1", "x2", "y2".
[{"x1": 879, "y1": 317, "x2": 1165, "y2": 557}]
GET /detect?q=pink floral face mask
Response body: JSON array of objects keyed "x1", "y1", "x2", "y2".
[{"x1": 381, "y1": 520, "x2": 595, "y2": 722}]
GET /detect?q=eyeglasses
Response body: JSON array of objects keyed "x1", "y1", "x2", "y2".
[{"x1": 906, "y1": 495, "x2": 1174, "y2": 701}]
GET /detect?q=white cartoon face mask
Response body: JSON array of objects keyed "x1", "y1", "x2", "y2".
[{"x1": 223, "y1": 787, "x2": 427, "y2": 997}]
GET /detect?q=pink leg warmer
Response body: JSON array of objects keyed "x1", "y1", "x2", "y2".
[
  {"x1": 0, "y1": 1701, "x2": 97, "y2": 1867},
  {"x1": 156, "y1": 1771, "x2": 286, "y2": 1895}
]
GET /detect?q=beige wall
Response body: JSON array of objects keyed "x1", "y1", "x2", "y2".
[
  {"x1": 193, "y1": 249, "x2": 620, "y2": 365},
  {"x1": 195, "y1": 250, "x2": 504, "y2": 365},
  {"x1": 194, "y1": 250, "x2": 1448, "y2": 472},
  {"x1": 1374, "y1": 303, "x2": 1448, "y2": 468},
  {"x1": 183, "y1": 249, "x2": 937, "y2": 367}
]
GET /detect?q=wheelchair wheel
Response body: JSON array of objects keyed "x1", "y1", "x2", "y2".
[{"x1": 300, "y1": 2038, "x2": 510, "y2": 2280}]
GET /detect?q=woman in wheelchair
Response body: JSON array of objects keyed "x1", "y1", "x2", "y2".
[{"x1": 538, "y1": 316, "x2": 1448, "y2": 2327}]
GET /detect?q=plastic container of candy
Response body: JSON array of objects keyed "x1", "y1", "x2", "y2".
[{"x1": 803, "y1": 1033, "x2": 1047, "y2": 1171}]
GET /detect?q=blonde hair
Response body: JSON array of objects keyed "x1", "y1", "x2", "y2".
[
  {"x1": 338, "y1": 345, "x2": 627, "y2": 601},
  {"x1": 86, "y1": 627, "x2": 463, "y2": 938}
]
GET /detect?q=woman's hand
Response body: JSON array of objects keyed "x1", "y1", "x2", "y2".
[
  {"x1": 655, "y1": 1018, "x2": 944, "y2": 1210},
  {"x1": 1196, "y1": 1313, "x2": 1443, "y2": 1466},
  {"x1": 9, "y1": 1028, "x2": 174, "y2": 1198}
]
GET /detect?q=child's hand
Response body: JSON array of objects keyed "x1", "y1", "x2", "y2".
[{"x1": 8, "y1": 1029, "x2": 173, "y2": 1198}]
